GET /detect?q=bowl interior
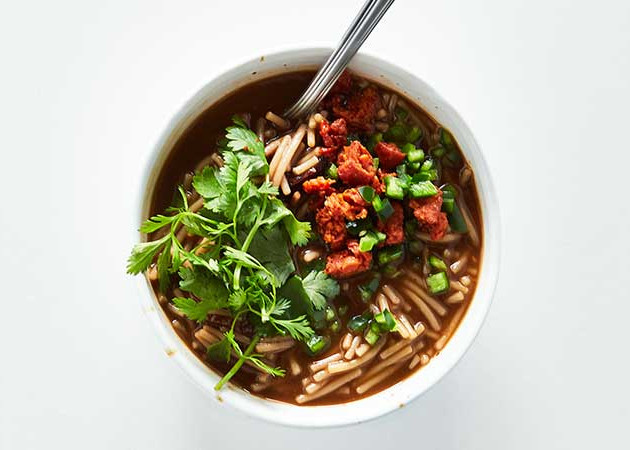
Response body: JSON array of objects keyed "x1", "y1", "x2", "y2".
[{"x1": 135, "y1": 48, "x2": 500, "y2": 427}]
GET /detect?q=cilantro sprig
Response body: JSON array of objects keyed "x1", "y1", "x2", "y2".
[{"x1": 127, "y1": 117, "x2": 339, "y2": 389}]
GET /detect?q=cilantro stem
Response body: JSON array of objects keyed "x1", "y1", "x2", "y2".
[{"x1": 214, "y1": 334, "x2": 260, "y2": 390}]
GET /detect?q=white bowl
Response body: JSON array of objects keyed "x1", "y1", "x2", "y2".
[{"x1": 134, "y1": 47, "x2": 500, "y2": 427}]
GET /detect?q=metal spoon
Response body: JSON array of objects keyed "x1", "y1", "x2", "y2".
[{"x1": 284, "y1": 0, "x2": 396, "y2": 120}]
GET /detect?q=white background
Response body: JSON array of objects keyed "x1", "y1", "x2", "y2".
[{"x1": 1, "y1": 0, "x2": 629, "y2": 448}]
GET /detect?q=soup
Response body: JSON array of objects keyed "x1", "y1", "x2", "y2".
[{"x1": 128, "y1": 71, "x2": 483, "y2": 405}]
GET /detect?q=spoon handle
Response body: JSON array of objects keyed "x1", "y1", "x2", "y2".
[{"x1": 284, "y1": 0, "x2": 395, "y2": 120}]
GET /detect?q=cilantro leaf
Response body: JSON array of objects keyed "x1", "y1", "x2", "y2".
[
  {"x1": 206, "y1": 337, "x2": 231, "y2": 363},
  {"x1": 248, "y1": 227, "x2": 295, "y2": 287},
  {"x1": 126, "y1": 235, "x2": 169, "y2": 274},
  {"x1": 261, "y1": 198, "x2": 311, "y2": 246},
  {"x1": 283, "y1": 215, "x2": 312, "y2": 246},
  {"x1": 302, "y1": 270, "x2": 340, "y2": 310},
  {"x1": 271, "y1": 315, "x2": 314, "y2": 340},
  {"x1": 172, "y1": 296, "x2": 218, "y2": 323},
  {"x1": 140, "y1": 215, "x2": 175, "y2": 233},
  {"x1": 227, "y1": 290, "x2": 247, "y2": 311},
  {"x1": 178, "y1": 266, "x2": 229, "y2": 318},
  {"x1": 225, "y1": 126, "x2": 264, "y2": 155},
  {"x1": 192, "y1": 166, "x2": 221, "y2": 199}
]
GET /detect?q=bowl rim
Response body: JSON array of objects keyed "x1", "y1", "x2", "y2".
[{"x1": 133, "y1": 46, "x2": 501, "y2": 427}]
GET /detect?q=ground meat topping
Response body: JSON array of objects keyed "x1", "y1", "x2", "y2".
[
  {"x1": 331, "y1": 86, "x2": 380, "y2": 133},
  {"x1": 337, "y1": 141, "x2": 377, "y2": 187},
  {"x1": 409, "y1": 190, "x2": 449, "y2": 241},
  {"x1": 302, "y1": 176, "x2": 336, "y2": 196},
  {"x1": 377, "y1": 201, "x2": 404, "y2": 245},
  {"x1": 319, "y1": 118, "x2": 348, "y2": 159},
  {"x1": 374, "y1": 141, "x2": 406, "y2": 170},
  {"x1": 325, "y1": 239, "x2": 373, "y2": 278},
  {"x1": 315, "y1": 189, "x2": 368, "y2": 250}
]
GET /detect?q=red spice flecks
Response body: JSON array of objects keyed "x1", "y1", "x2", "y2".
[
  {"x1": 409, "y1": 190, "x2": 449, "y2": 240},
  {"x1": 374, "y1": 141, "x2": 406, "y2": 170},
  {"x1": 325, "y1": 240, "x2": 373, "y2": 279}
]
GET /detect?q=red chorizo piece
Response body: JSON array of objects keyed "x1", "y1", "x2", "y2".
[
  {"x1": 374, "y1": 141, "x2": 406, "y2": 170},
  {"x1": 377, "y1": 201, "x2": 404, "y2": 245},
  {"x1": 337, "y1": 141, "x2": 377, "y2": 186},
  {"x1": 409, "y1": 190, "x2": 449, "y2": 240},
  {"x1": 302, "y1": 176, "x2": 336, "y2": 196},
  {"x1": 331, "y1": 86, "x2": 380, "y2": 133},
  {"x1": 329, "y1": 70, "x2": 353, "y2": 95},
  {"x1": 315, "y1": 189, "x2": 368, "y2": 250},
  {"x1": 319, "y1": 118, "x2": 348, "y2": 159},
  {"x1": 325, "y1": 239, "x2": 373, "y2": 278}
]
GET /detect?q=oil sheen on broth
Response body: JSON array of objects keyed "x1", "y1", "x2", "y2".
[{"x1": 148, "y1": 71, "x2": 483, "y2": 405}]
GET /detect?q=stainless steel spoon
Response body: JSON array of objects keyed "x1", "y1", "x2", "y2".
[{"x1": 284, "y1": 0, "x2": 396, "y2": 120}]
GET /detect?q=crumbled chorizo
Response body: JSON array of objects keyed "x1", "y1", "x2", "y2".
[
  {"x1": 340, "y1": 188, "x2": 369, "y2": 220},
  {"x1": 319, "y1": 118, "x2": 348, "y2": 150},
  {"x1": 315, "y1": 189, "x2": 368, "y2": 250},
  {"x1": 377, "y1": 201, "x2": 404, "y2": 245},
  {"x1": 302, "y1": 176, "x2": 336, "y2": 196},
  {"x1": 374, "y1": 141, "x2": 406, "y2": 170},
  {"x1": 337, "y1": 141, "x2": 377, "y2": 186},
  {"x1": 409, "y1": 190, "x2": 449, "y2": 240},
  {"x1": 331, "y1": 86, "x2": 380, "y2": 133},
  {"x1": 329, "y1": 70, "x2": 353, "y2": 95},
  {"x1": 325, "y1": 239, "x2": 373, "y2": 278}
]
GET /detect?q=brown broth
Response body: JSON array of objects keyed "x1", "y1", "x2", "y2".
[{"x1": 147, "y1": 71, "x2": 483, "y2": 405}]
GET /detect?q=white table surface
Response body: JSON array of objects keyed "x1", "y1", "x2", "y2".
[{"x1": 1, "y1": 0, "x2": 629, "y2": 448}]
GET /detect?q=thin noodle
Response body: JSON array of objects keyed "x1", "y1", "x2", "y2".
[
  {"x1": 341, "y1": 333, "x2": 353, "y2": 351},
  {"x1": 398, "y1": 314, "x2": 418, "y2": 338},
  {"x1": 190, "y1": 196, "x2": 204, "y2": 213},
  {"x1": 328, "y1": 338, "x2": 387, "y2": 374},
  {"x1": 344, "y1": 336, "x2": 361, "y2": 360},
  {"x1": 307, "y1": 128, "x2": 316, "y2": 147},
  {"x1": 400, "y1": 278, "x2": 448, "y2": 316},
  {"x1": 356, "y1": 362, "x2": 403, "y2": 395},
  {"x1": 382, "y1": 284, "x2": 402, "y2": 304},
  {"x1": 360, "y1": 345, "x2": 413, "y2": 381},
  {"x1": 458, "y1": 200, "x2": 480, "y2": 247},
  {"x1": 280, "y1": 176, "x2": 291, "y2": 195},
  {"x1": 381, "y1": 337, "x2": 417, "y2": 360},
  {"x1": 409, "y1": 354, "x2": 421, "y2": 369},
  {"x1": 377, "y1": 293, "x2": 389, "y2": 312},
  {"x1": 264, "y1": 138, "x2": 281, "y2": 157},
  {"x1": 395, "y1": 318, "x2": 410, "y2": 339},
  {"x1": 265, "y1": 111, "x2": 290, "y2": 129},
  {"x1": 446, "y1": 291, "x2": 465, "y2": 303},
  {"x1": 256, "y1": 339, "x2": 295, "y2": 354},
  {"x1": 194, "y1": 155, "x2": 214, "y2": 173},
  {"x1": 398, "y1": 286, "x2": 441, "y2": 331},
  {"x1": 297, "y1": 147, "x2": 321, "y2": 165},
  {"x1": 272, "y1": 124, "x2": 307, "y2": 186},
  {"x1": 415, "y1": 232, "x2": 462, "y2": 245},
  {"x1": 268, "y1": 135, "x2": 291, "y2": 178},
  {"x1": 292, "y1": 156, "x2": 319, "y2": 175},
  {"x1": 355, "y1": 343, "x2": 370, "y2": 357},
  {"x1": 309, "y1": 352, "x2": 342, "y2": 373},
  {"x1": 296, "y1": 368, "x2": 363, "y2": 404}
]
